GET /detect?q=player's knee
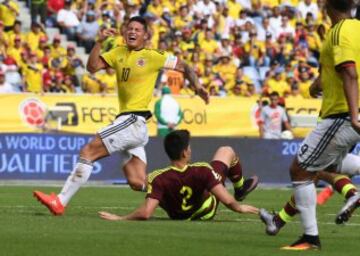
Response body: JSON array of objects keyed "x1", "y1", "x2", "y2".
[
  {"x1": 79, "y1": 139, "x2": 107, "y2": 161},
  {"x1": 217, "y1": 146, "x2": 235, "y2": 157},
  {"x1": 79, "y1": 143, "x2": 94, "y2": 159},
  {"x1": 128, "y1": 178, "x2": 145, "y2": 191}
]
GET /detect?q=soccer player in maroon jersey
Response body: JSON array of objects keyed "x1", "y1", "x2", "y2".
[{"x1": 99, "y1": 129, "x2": 259, "y2": 221}]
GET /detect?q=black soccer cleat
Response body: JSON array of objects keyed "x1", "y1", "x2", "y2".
[
  {"x1": 335, "y1": 194, "x2": 360, "y2": 224},
  {"x1": 234, "y1": 175, "x2": 259, "y2": 201}
]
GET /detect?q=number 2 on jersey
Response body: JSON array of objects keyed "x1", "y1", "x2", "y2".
[{"x1": 180, "y1": 186, "x2": 193, "y2": 211}]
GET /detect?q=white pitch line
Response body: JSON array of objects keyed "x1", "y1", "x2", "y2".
[
  {"x1": 2, "y1": 205, "x2": 360, "y2": 217},
  {"x1": 326, "y1": 213, "x2": 359, "y2": 217},
  {"x1": 0, "y1": 205, "x2": 134, "y2": 210},
  {"x1": 219, "y1": 208, "x2": 360, "y2": 217},
  {"x1": 2, "y1": 205, "x2": 360, "y2": 226},
  {"x1": 3, "y1": 205, "x2": 360, "y2": 215}
]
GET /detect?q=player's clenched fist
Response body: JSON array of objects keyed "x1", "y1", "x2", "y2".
[{"x1": 97, "y1": 28, "x2": 118, "y2": 43}]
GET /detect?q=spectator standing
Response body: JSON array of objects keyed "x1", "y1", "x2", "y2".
[
  {"x1": 95, "y1": 67, "x2": 116, "y2": 94},
  {"x1": 7, "y1": 35, "x2": 24, "y2": 67},
  {"x1": 62, "y1": 44, "x2": 84, "y2": 87},
  {"x1": 0, "y1": 0, "x2": 19, "y2": 31},
  {"x1": 173, "y1": 5, "x2": 191, "y2": 30},
  {"x1": 218, "y1": 34, "x2": 233, "y2": 58},
  {"x1": 50, "y1": 35, "x2": 66, "y2": 58},
  {"x1": 57, "y1": 0, "x2": 80, "y2": 40},
  {"x1": 297, "y1": 0, "x2": 319, "y2": 20},
  {"x1": 77, "y1": 10, "x2": 99, "y2": 53},
  {"x1": 275, "y1": 15, "x2": 295, "y2": 40},
  {"x1": 227, "y1": 0, "x2": 242, "y2": 20},
  {"x1": 263, "y1": 69, "x2": 291, "y2": 96},
  {"x1": 0, "y1": 69, "x2": 16, "y2": 93},
  {"x1": 213, "y1": 54, "x2": 237, "y2": 91},
  {"x1": 26, "y1": 22, "x2": 46, "y2": 51},
  {"x1": 23, "y1": 52, "x2": 44, "y2": 93},
  {"x1": 194, "y1": 0, "x2": 216, "y2": 20},
  {"x1": 31, "y1": 0, "x2": 47, "y2": 25},
  {"x1": 244, "y1": 30, "x2": 265, "y2": 67},
  {"x1": 235, "y1": 9, "x2": 254, "y2": 29},
  {"x1": 257, "y1": 17, "x2": 276, "y2": 42},
  {"x1": 2, "y1": 56, "x2": 22, "y2": 91},
  {"x1": 199, "y1": 29, "x2": 220, "y2": 56},
  {"x1": 154, "y1": 86, "x2": 183, "y2": 137},
  {"x1": 81, "y1": 72, "x2": 103, "y2": 93},
  {"x1": 297, "y1": 69, "x2": 312, "y2": 99},
  {"x1": 269, "y1": 6, "x2": 282, "y2": 34},
  {"x1": 6, "y1": 20, "x2": 24, "y2": 48},
  {"x1": 46, "y1": 0, "x2": 65, "y2": 27}
]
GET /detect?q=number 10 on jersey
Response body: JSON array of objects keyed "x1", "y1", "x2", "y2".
[{"x1": 121, "y1": 68, "x2": 131, "y2": 82}]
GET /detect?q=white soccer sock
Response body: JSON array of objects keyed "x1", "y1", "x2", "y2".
[
  {"x1": 293, "y1": 181, "x2": 318, "y2": 236},
  {"x1": 340, "y1": 154, "x2": 360, "y2": 176},
  {"x1": 58, "y1": 159, "x2": 93, "y2": 206}
]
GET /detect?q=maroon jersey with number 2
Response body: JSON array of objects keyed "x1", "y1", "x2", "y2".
[{"x1": 146, "y1": 162, "x2": 222, "y2": 220}]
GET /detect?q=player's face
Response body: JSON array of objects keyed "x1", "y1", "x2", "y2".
[
  {"x1": 125, "y1": 21, "x2": 147, "y2": 50},
  {"x1": 270, "y1": 96, "x2": 279, "y2": 106}
]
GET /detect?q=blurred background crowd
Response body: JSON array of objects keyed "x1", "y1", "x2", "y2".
[{"x1": 0, "y1": 0, "x2": 359, "y2": 98}]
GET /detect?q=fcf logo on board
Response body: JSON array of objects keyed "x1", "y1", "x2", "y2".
[{"x1": 18, "y1": 98, "x2": 47, "y2": 128}]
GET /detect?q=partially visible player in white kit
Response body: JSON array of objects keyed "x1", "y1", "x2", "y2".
[{"x1": 259, "y1": 91, "x2": 292, "y2": 139}]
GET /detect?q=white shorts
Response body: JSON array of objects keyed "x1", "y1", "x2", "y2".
[
  {"x1": 97, "y1": 114, "x2": 149, "y2": 165},
  {"x1": 297, "y1": 118, "x2": 360, "y2": 172}
]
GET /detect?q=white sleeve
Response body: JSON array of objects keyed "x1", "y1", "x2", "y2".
[{"x1": 57, "y1": 10, "x2": 65, "y2": 23}]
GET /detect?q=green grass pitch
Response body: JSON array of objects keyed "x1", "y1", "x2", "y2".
[{"x1": 0, "y1": 186, "x2": 359, "y2": 256}]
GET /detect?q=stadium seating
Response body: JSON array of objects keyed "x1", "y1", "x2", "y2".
[{"x1": 2, "y1": 0, "x2": 328, "y2": 97}]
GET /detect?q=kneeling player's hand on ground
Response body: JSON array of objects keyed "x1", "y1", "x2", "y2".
[
  {"x1": 98, "y1": 211, "x2": 122, "y2": 221},
  {"x1": 239, "y1": 204, "x2": 259, "y2": 214}
]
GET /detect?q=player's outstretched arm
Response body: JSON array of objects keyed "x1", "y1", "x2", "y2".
[
  {"x1": 98, "y1": 198, "x2": 159, "y2": 221},
  {"x1": 86, "y1": 28, "x2": 117, "y2": 73},
  {"x1": 210, "y1": 184, "x2": 259, "y2": 215},
  {"x1": 174, "y1": 59, "x2": 209, "y2": 104}
]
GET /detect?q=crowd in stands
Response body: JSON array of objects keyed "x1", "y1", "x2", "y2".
[{"x1": 0, "y1": 0, "x2": 358, "y2": 98}]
